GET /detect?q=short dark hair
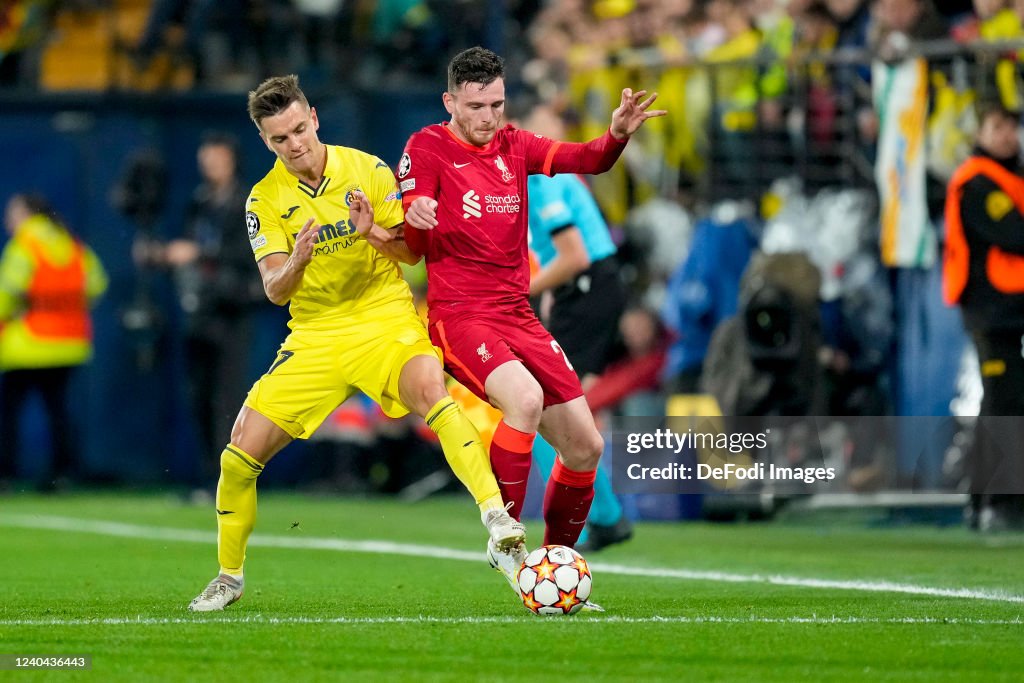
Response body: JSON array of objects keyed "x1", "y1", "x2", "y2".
[
  {"x1": 977, "y1": 100, "x2": 1021, "y2": 126},
  {"x1": 247, "y1": 75, "x2": 309, "y2": 126},
  {"x1": 12, "y1": 192, "x2": 65, "y2": 228},
  {"x1": 201, "y1": 130, "x2": 239, "y2": 153},
  {"x1": 447, "y1": 47, "x2": 505, "y2": 93}
]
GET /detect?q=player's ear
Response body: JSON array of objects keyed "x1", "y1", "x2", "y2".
[
  {"x1": 442, "y1": 92, "x2": 455, "y2": 115},
  {"x1": 310, "y1": 106, "x2": 320, "y2": 131},
  {"x1": 258, "y1": 129, "x2": 273, "y2": 153}
]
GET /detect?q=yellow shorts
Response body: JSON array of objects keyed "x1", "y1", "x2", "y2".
[{"x1": 244, "y1": 298, "x2": 442, "y2": 439}]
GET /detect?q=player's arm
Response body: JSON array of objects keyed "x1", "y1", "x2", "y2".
[
  {"x1": 257, "y1": 217, "x2": 316, "y2": 305},
  {"x1": 539, "y1": 89, "x2": 667, "y2": 177},
  {"x1": 529, "y1": 226, "x2": 590, "y2": 296},
  {"x1": 348, "y1": 190, "x2": 420, "y2": 265}
]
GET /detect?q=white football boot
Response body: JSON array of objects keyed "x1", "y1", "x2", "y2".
[
  {"x1": 188, "y1": 574, "x2": 244, "y2": 612},
  {"x1": 481, "y1": 503, "x2": 526, "y2": 552},
  {"x1": 486, "y1": 538, "x2": 528, "y2": 596}
]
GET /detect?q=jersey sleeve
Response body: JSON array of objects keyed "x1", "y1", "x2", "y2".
[
  {"x1": 366, "y1": 156, "x2": 405, "y2": 229},
  {"x1": 398, "y1": 132, "x2": 441, "y2": 208},
  {"x1": 515, "y1": 128, "x2": 560, "y2": 176},
  {"x1": 245, "y1": 189, "x2": 289, "y2": 262}
]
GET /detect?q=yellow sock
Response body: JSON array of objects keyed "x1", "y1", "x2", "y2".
[
  {"x1": 216, "y1": 444, "x2": 263, "y2": 575},
  {"x1": 426, "y1": 397, "x2": 503, "y2": 510}
]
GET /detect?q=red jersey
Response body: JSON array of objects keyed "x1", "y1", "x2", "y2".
[{"x1": 399, "y1": 123, "x2": 558, "y2": 315}]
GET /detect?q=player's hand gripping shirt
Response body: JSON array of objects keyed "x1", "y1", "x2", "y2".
[{"x1": 246, "y1": 145, "x2": 406, "y2": 331}]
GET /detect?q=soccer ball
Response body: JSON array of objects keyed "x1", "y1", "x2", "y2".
[{"x1": 517, "y1": 545, "x2": 592, "y2": 616}]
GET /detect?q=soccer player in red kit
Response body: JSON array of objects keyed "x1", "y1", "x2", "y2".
[{"x1": 398, "y1": 46, "x2": 665, "y2": 602}]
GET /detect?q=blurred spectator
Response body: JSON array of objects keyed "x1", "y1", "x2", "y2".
[
  {"x1": 943, "y1": 101, "x2": 1024, "y2": 529},
  {"x1": 0, "y1": 0, "x2": 52, "y2": 86},
  {"x1": 958, "y1": 1, "x2": 1024, "y2": 109},
  {"x1": 134, "y1": 132, "x2": 264, "y2": 489},
  {"x1": 704, "y1": 0, "x2": 763, "y2": 195},
  {"x1": 826, "y1": 0, "x2": 870, "y2": 51},
  {"x1": 0, "y1": 193, "x2": 107, "y2": 491},
  {"x1": 585, "y1": 306, "x2": 669, "y2": 415},
  {"x1": 791, "y1": 2, "x2": 842, "y2": 187},
  {"x1": 131, "y1": 0, "x2": 292, "y2": 86},
  {"x1": 661, "y1": 204, "x2": 759, "y2": 393},
  {"x1": 870, "y1": 0, "x2": 949, "y2": 62}
]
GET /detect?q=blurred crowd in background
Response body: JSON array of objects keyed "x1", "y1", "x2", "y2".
[{"x1": 2, "y1": 0, "x2": 1024, "y2": 523}]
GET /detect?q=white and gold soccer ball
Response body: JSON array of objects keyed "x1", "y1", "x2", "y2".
[{"x1": 517, "y1": 545, "x2": 592, "y2": 616}]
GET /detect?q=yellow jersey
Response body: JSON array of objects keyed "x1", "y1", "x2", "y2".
[{"x1": 246, "y1": 144, "x2": 408, "y2": 332}]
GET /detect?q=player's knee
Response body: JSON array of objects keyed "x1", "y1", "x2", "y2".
[
  {"x1": 562, "y1": 429, "x2": 604, "y2": 471},
  {"x1": 413, "y1": 381, "x2": 449, "y2": 416},
  {"x1": 581, "y1": 432, "x2": 602, "y2": 471},
  {"x1": 511, "y1": 386, "x2": 544, "y2": 429}
]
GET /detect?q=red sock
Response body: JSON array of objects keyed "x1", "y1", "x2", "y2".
[
  {"x1": 543, "y1": 458, "x2": 596, "y2": 548},
  {"x1": 490, "y1": 421, "x2": 535, "y2": 521}
]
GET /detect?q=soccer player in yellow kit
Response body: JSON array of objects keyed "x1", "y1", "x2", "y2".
[{"x1": 189, "y1": 75, "x2": 523, "y2": 611}]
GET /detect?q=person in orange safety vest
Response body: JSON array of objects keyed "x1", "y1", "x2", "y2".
[
  {"x1": 0, "y1": 193, "x2": 107, "y2": 491},
  {"x1": 943, "y1": 101, "x2": 1024, "y2": 530}
]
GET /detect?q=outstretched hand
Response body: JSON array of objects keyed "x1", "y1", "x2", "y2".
[{"x1": 609, "y1": 88, "x2": 667, "y2": 140}]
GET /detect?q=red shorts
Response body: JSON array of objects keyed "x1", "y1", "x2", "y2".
[{"x1": 429, "y1": 304, "x2": 583, "y2": 408}]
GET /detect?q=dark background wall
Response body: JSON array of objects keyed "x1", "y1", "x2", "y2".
[{"x1": 0, "y1": 87, "x2": 446, "y2": 485}]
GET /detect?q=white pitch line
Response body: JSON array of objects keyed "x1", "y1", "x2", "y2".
[
  {"x1": 0, "y1": 615, "x2": 1020, "y2": 627},
  {"x1": 1, "y1": 514, "x2": 1022, "y2": 605}
]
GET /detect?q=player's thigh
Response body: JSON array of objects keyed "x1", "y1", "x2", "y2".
[
  {"x1": 244, "y1": 334, "x2": 355, "y2": 441},
  {"x1": 429, "y1": 316, "x2": 520, "y2": 402},
  {"x1": 508, "y1": 313, "x2": 585, "y2": 408},
  {"x1": 482, "y1": 359, "x2": 545, "y2": 429},
  {"x1": 345, "y1": 302, "x2": 444, "y2": 419},
  {"x1": 538, "y1": 395, "x2": 604, "y2": 469}
]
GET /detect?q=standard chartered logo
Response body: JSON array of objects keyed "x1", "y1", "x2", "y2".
[{"x1": 462, "y1": 190, "x2": 482, "y2": 219}]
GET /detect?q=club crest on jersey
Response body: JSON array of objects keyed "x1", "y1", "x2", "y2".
[
  {"x1": 477, "y1": 343, "x2": 493, "y2": 363},
  {"x1": 398, "y1": 153, "x2": 412, "y2": 178},
  {"x1": 495, "y1": 155, "x2": 514, "y2": 182},
  {"x1": 246, "y1": 211, "x2": 260, "y2": 238},
  {"x1": 344, "y1": 187, "x2": 362, "y2": 206}
]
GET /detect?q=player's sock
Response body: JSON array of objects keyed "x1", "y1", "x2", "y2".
[
  {"x1": 543, "y1": 457, "x2": 596, "y2": 548},
  {"x1": 426, "y1": 397, "x2": 503, "y2": 510},
  {"x1": 490, "y1": 420, "x2": 535, "y2": 520},
  {"x1": 216, "y1": 444, "x2": 263, "y2": 575},
  {"x1": 530, "y1": 434, "x2": 590, "y2": 543}
]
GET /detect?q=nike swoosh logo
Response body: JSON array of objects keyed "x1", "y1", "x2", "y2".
[
  {"x1": 498, "y1": 479, "x2": 526, "y2": 486},
  {"x1": 454, "y1": 162, "x2": 470, "y2": 168},
  {"x1": 216, "y1": 509, "x2": 235, "y2": 516},
  {"x1": 568, "y1": 519, "x2": 587, "y2": 525},
  {"x1": 280, "y1": 205, "x2": 300, "y2": 219}
]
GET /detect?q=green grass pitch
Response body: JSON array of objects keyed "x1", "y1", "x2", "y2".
[{"x1": 0, "y1": 492, "x2": 1021, "y2": 681}]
